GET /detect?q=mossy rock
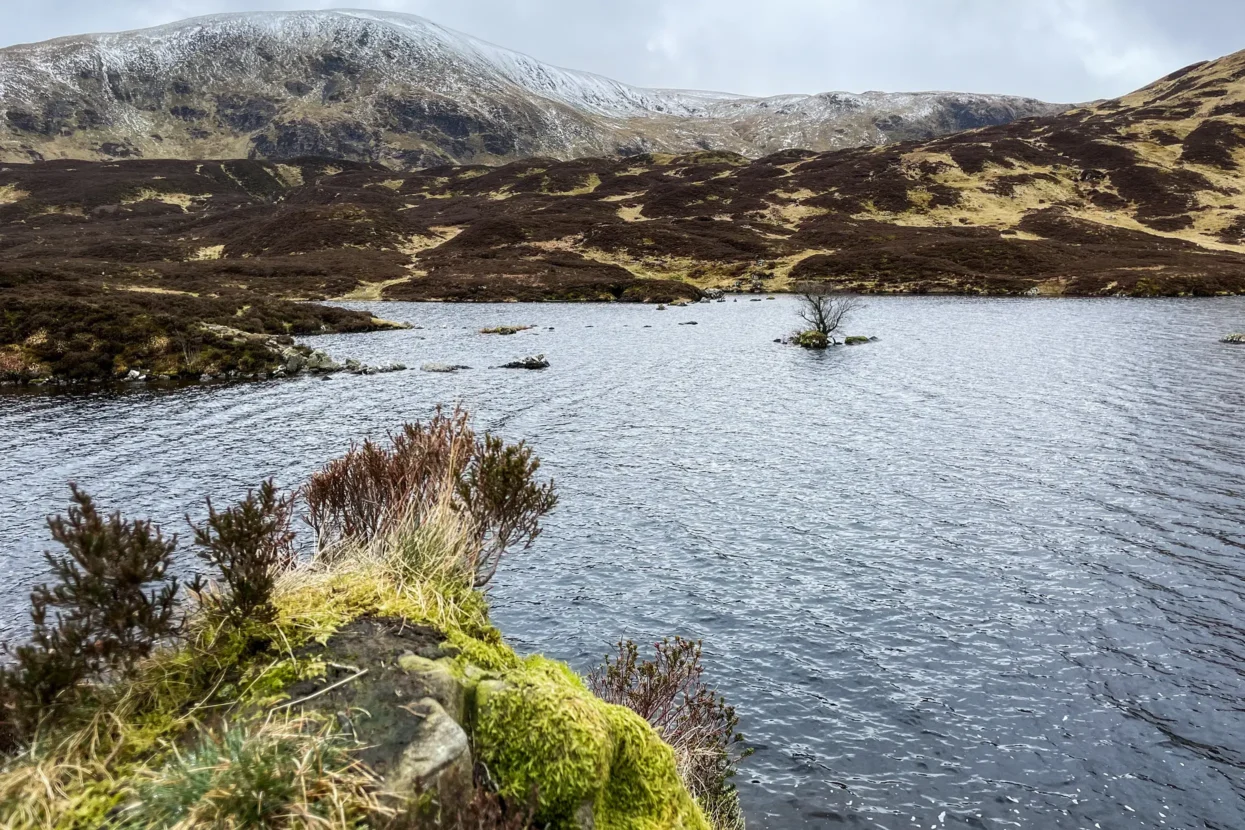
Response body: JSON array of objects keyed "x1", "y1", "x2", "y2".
[
  {"x1": 473, "y1": 657, "x2": 709, "y2": 830},
  {"x1": 792, "y1": 330, "x2": 829, "y2": 349},
  {"x1": 843, "y1": 335, "x2": 871, "y2": 345}
]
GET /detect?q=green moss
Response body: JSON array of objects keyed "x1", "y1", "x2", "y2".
[
  {"x1": 2, "y1": 556, "x2": 711, "y2": 830},
  {"x1": 792, "y1": 329, "x2": 829, "y2": 349},
  {"x1": 843, "y1": 335, "x2": 871, "y2": 345},
  {"x1": 473, "y1": 655, "x2": 709, "y2": 830}
]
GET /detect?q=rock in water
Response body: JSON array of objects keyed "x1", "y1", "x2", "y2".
[
  {"x1": 421, "y1": 363, "x2": 470, "y2": 373},
  {"x1": 1222, "y1": 332, "x2": 1245, "y2": 343},
  {"x1": 501, "y1": 354, "x2": 550, "y2": 370}
]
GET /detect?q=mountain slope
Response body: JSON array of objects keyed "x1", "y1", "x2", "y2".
[
  {"x1": 5, "y1": 46, "x2": 1245, "y2": 384},
  {"x1": 0, "y1": 10, "x2": 1062, "y2": 168}
]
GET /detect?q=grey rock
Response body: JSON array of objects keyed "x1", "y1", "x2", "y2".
[
  {"x1": 385, "y1": 697, "x2": 474, "y2": 808},
  {"x1": 500, "y1": 354, "x2": 549, "y2": 370},
  {"x1": 305, "y1": 350, "x2": 342, "y2": 372},
  {"x1": 421, "y1": 362, "x2": 468, "y2": 373}
]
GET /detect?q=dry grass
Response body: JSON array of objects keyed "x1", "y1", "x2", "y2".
[
  {"x1": 0, "y1": 184, "x2": 28, "y2": 205},
  {"x1": 188, "y1": 245, "x2": 224, "y2": 262},
  {"x1": 121, "y1": 190, "x2": 204, "y2": 211}
]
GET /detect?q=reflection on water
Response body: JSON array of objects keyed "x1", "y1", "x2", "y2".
[{"x1": 3, "y1": 296, "x2": 1244, "y2": 828}]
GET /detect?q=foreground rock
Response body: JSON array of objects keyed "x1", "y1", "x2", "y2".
[
  {"x1": 500, "y1": 355, "x2": 550, "y2": 370},
  {"x1": 283, "y1": 615, "x2": 708, "y2": 829}
]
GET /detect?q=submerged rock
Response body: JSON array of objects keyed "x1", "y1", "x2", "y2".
[
  {"x1": 421, "y1": 363, "x2": 470, "y2": 373},
  {"x1": 501, "y1": 354, "x2": 550, "y2": 370}
]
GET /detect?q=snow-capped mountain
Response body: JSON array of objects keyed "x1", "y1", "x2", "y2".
[{"x1": 0, "y1": 10, "x2": 1065, "y2": 168}]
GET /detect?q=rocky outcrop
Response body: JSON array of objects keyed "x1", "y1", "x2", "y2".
[
  {"x1": 282, "y1": 616, "x2": 708, "y2": 829},
  {"x1": 284, "y1": 618, "x2": 476, "y2": 818},
  {"x1": 1222, "y1": 332, "x2": 1245, "y2": 343},
  {"x1": 197, "y1": 324, "x2": 407, "y2": 382}
]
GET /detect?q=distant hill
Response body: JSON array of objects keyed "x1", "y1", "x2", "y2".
[
  {"x1": 4, "y1": 45, "x2": 1245, "y2": 384},
  {"x1": 0, "y1": 10, "x2": 1062, "y2": 167}
]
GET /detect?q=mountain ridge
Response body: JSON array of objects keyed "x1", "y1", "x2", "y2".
[{"x1": 0, "y1": 9, "x2": 1064, "y2": 168}]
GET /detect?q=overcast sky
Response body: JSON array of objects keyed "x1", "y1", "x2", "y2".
[{"x1": 4, "y1": 1, "x2": 1244, "y2": 103}]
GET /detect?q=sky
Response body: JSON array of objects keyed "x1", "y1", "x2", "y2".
[{"x1": 3, "y1": 0, "x2": 1244, "y2": 103}]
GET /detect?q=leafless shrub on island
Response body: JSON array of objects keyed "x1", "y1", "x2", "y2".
[{"x1": 793, "y1": 283, "x2": 862, "y2": 347}]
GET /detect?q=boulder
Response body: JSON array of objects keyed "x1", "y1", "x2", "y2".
[
  {"x1": 283, "y1": 618, "x2": 474, "y2": 816},
  {"x1": 1222, "y1": 332, "x2": 1245, "y2": 343},
  {"x1": 386, "y1": 698, "x2": 474, "y2": 810},
  {"x1": 305, "y1": 350, "x2": 342, "y2": 372}
]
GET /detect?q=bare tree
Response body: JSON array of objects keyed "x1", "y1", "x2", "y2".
[{"x1": 794, "y1": 283, "x2": 862, "y2": 345}]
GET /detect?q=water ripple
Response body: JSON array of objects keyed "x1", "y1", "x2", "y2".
[{"x1": 2, "y1": 296, "x2": 1244, "y2": 828}]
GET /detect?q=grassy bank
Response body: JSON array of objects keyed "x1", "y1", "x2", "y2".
[{"x1": 0, "y1": 409, "x2": 745, "y2": 829}]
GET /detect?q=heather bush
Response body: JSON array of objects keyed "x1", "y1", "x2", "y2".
[
  {"x1": 303, "y1": 407, "x2": 557, "y2": 586},
  {"x1": 0, "y1": 485, "x2": 180, "y2": 739},
  {"x1": 189, "y1": 479, "x2": 297, "y2": 624},
  {"x1": 589, "y1": 637, "x2": 750, "y2": 830}
]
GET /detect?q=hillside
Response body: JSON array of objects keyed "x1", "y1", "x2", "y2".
[
  {"x1": 4, "y1": 49, "x2": 1245, "y2": 384},
  {"x1": 0, "y1": 10, "x2": 1061, "y2": 168}
]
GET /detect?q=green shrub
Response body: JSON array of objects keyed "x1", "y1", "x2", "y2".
[
  {"x1": 0, "y1": 486, "x2": 180, "y2": 739},
  {"x1": 189, "y1": 479, "x2": 297, "y2": 625}
]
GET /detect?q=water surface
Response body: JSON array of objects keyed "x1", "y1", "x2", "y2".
[{"x1": 2, "y1": 296, "x2": 1244, "y2": 828}]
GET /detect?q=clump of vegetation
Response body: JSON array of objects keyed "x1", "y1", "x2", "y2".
[
  {"x1": 791, "y1": 329, "x2": 829, "y2": 349},
  {"x1": 124, "y1": 717, "x2": 386, "y2": 828},
  {"x1": 791, "y1": 283, "x2": 862, "y2": 349},
  {"x1": 0, "y1": 409, "x2": 740, "y2": 830},
  {"x1": 303, "y1": 407, "x2": 558, "y2": 586},
  {"x1": 0, "y1": 485, "x2": 180, "y2": 740},
  {"x1": 0, "y1": 291, "x2": 394, "y2": 385},
  {"x1": 473, "y1": 655, "x2": 710, "y2": 830},
  {"x1": 188, "y1": 479, "x2": 296, "y2": 625},
  {"x1": 589, "y1": 637, "x2": 751, "y2": 830},
  {"x1": 843, "y1": 335, "x2": 871, "y2": 345},
  {"x1": 479, "y1": 325, "x2": 534, "y2": 335}
]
